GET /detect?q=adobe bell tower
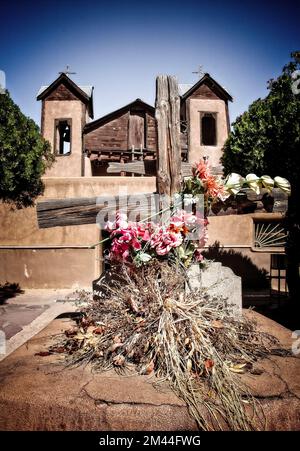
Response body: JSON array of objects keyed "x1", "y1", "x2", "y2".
[
  {"x1": 180, "y1": 73, "x2": 232, "y2": 172},
  {"x1": 37, "y1": 71, "x2": 94, "y2": 177}
]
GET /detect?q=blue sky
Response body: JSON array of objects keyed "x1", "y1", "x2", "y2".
[{"x1": 1, "y1": 0, "x2": 299, "y2": 126}]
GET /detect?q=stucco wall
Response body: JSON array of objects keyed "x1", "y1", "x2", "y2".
[
  {"x1": 0, "y1": 176, "x2": 282, "y2": 290},
  {"x1": 188, "y1": 98, "x2": 228, "y2": 166},
  {"x1": 204, "y1": 213, "x2": 285, "y2": 289},
  {"x1": 43, "y1": 100, "x2": 85, "y2": 177},
  {"x1": 0, "y1": 249, "x2": 96, "y2": 289},
  {"x1": 0, "y1": 177, "x2": 157, "y2": 289}
]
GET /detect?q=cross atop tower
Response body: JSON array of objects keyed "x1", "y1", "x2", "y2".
[
  {"x1": 192, "y1": 65, "x2": 204, "y2": 78},
  {"x1": 59, "y1": 65, "x2": 77, "y2": 77}
]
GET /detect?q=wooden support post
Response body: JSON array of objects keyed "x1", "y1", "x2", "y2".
[
  {"x1": 155, "y1": 75, "x2": 182, "y2": 200},
  {"x1": 168, "y1": 75, "x2": 182, "y2": 196},
  {"x1": 155, "y1": 75, "x2": 171, "y2": 197}
]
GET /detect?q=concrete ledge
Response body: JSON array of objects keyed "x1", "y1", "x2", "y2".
[
  {"x1": 0, "y1": 300, "x2": 77, "y2": 362},
  {"x1": 0, "y1": 310, "x2": 299, "y2": 430}
]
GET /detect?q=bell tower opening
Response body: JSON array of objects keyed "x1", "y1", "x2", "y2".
[{"x1": 55, "y1": 119, "x2": 71, "y2": 155}]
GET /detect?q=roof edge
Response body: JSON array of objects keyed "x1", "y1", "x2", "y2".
[
  {"x1": 36, "y1": 73, "x2": 92, "y2": 102},
  {"x1": 84, "y1": 98, "x2": 155, "y2": 133},
  {"x1": 181, "y1": 73, "x2": 233, "y2": 102}
]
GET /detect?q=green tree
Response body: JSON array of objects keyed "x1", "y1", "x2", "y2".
[
  {"x1": 0, "y1": 90, "x2": 54, "y2": 207},
  {"x1": 222, "y1": 51, "x2": 300, "y2": 187},
  {"x1": 222, "y1": 52, "x2": 300, "y2": 316}
]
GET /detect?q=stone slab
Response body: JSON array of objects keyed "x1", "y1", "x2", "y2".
[{"x1": 187, "y1": 262, "x2": 242, "y2": 312}]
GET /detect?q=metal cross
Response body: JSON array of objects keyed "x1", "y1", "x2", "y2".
[
  {"x1": 59, "y1": 65, "x2": 77, "y2": 76},
  {"x1": 192, "y1": 65, "x2": 204, "y2": 78}
]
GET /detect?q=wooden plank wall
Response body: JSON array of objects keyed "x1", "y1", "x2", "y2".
[
  {"x1": 84, "y1": 109, "x2": 158, "y2": 153},
  {"x1": 84, "y1": 112, "x2": 129, "y2": 152},
  {"x1": 46, "y1": 84, "x2": 79, "y2": 101},
  {"x1": 189, "y1": 83, "x2": 220, "y2": 100},
  {"x1": 145, "y1": 113, "x2": 157, "y2": 151}
]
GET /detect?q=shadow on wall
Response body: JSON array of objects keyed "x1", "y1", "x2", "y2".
[
  {"x1": 203, "y1": 241, "x2": 269, "y2": 290},
  {"x1": 0, "y1": 282, "x2": 24, "y2": 305}
]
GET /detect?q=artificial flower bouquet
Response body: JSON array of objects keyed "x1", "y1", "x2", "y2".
[{"x1": 103, "y1": 159, "x2": 290, "y2": 268}]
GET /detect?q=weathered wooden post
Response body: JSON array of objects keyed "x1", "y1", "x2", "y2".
[
  {"x1": 168, "y1": 75, "x2": 182, "y2": 197},
  {"x1": 155, "y1": 75, "x2": 182, "y2": 199},
  {"x1": 155, "y1": 75, "x2": 171, "y2": 197}
]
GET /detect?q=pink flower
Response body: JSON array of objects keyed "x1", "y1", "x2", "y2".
[
  {"x1": 194, "y1": 249, "x2": 204, "y2": 262},
  {"x1": 105, "y1": 211, "x2": 128, "y2": 232},
  {"x1": 205, "y1": 175, "x2": 227, "y2": 200},
  {"x1": 136, "y1": 223, "x2": 153, "y2": 241},
  {"x1": 193, "y1": 159, "x2": 227, "y2": 201},
  {"x1": 131, "y1": 238, "x2": 142, "y2": 250},
  {"x1": 105, "y1": 221, "x2": 115, "y2": 233},
  {"x1": 150, "y1": 227, "x2": 183, "y2": 256},
  {"x1": 169, "y1": 210, "x2": 201, "y2": 236},
  {"x1": 116, "y1": 212, "x2": 128, "y2": 229},
  {"x1": 110, "y1": 240, "x2": 131, "y2": 262}
]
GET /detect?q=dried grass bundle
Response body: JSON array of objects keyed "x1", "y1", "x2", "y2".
[{"x1": 52, "y1": 261, "x2": 278, "y2": 430}]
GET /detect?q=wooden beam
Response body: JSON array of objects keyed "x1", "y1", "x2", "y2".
[
  {"x1": 155, "y1": 75, "x2": 182, "y2": 197},
  {"x1": 107, "y1": 160, "x2": 192, "y2": 177},
  {"x1": 37, "y1": 193, "x2": 157, "y2": 229},
  {"x1": 36, "y1": 189, "x2": 288, "y2": 229}
]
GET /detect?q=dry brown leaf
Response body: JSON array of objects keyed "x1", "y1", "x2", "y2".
[
  {"x1": 141, "y1": 360, "x2": 154, "y2": 375},
  {"x1": 35, "y1": 351, "x2": 51, "y2": 357},
  {"x1": 113, "y1": 355, "x2": 125, "y2": 366},
  {"x1": 204, "y1": 359, "x2": 214, "y2": 371},
  {"x1": 107, "y1": 342, "x2": 123, "y2": 354},
  {"x1": 65, "y1": 328, "x2": 78, "y2": 337},
  {"x1": 250, "y1": 367, "x2": 264, "y2": 376},
  {"x1": 93, "y1": 326, "x2": 104, "y2": 335},
  {"x1": 51, "y1": 346, "x2": 65, "y2": 354},
  {"x1": 211, "y1": 320, "x2": 223, "y2": 329},
  {"x1": 127, "y1": 296, "x2": 139, "y2": 313}
]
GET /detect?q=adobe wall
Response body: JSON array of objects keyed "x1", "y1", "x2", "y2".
[
  {"x1": 0, "y1": 177, "x2": 156, "y2": 289},
  {"x1": 188, "y1": 98, "x2": 228, "y2": 166},
  {"x1": 205, "y1": 213, "x2": 284, "y2": 290},
  {"x1": 0, "y1": 175, "x2": 281, "y2": 290},
  {"x1": 43, "y1": 100, "x2": 85, "y2": 177}
]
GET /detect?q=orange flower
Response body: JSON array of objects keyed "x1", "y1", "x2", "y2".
[
  {"x1": 196, "y1": 160, "x2": 210, "y2": 180},
  {"x1": 205, "y1": 175, "x2": 224, "y2": 198}
]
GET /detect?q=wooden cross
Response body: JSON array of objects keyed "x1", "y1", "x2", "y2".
[
  {"x1": 59, "y1": 65, "x2": 77, "y2": 76},
  {"x1": 192, "y1": 65, "x2": 204, "y2": 78}
]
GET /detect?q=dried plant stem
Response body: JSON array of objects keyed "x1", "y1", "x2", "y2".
[{"x1": 51, "y1": 261, "x2": 278, "y2": 430}]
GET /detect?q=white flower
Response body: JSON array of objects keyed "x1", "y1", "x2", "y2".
[
  {"x1": 274, "y1": 176, "x2": 291, "y2": 195},
  {"x1": 138, "y1": 253, "x2": 152, "y2": 262},
  {"x1": 224, "y1": 173, "x2": 245, "y2": 195},
  {"x1": 261, "y1": 175, "x2": 274, "y2": 192},
  {"x1": 245, "y1": 174, "x2": 261, "y2": 195}
]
